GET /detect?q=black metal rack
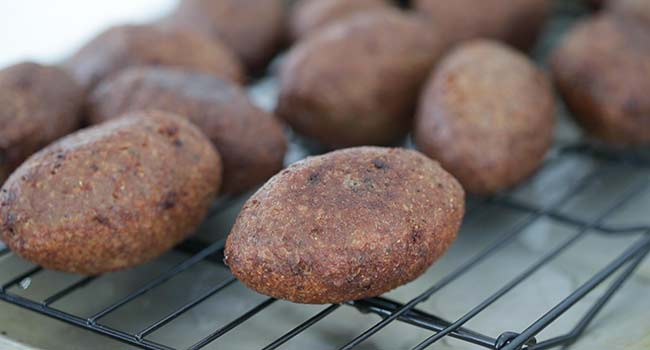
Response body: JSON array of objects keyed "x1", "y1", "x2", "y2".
[
  {"x1": 1, "y1": 141, "x2": 649, "y2": 350},
  {"x1": 1, "y1": 3, "x2": 650, "y2": 350}
]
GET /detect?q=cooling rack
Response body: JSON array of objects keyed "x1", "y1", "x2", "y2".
[
  {"x1": 1, "y1": 140, "x2": 649, "y2": 350},
  {"x1": 1, "y1": 2, "x2": 649, "y2": 350}
]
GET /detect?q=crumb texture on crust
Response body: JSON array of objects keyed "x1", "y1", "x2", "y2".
[
  {"x1": 225, "y1": 147, "x2": 464, "y2": 304},
  {"x1": 0, "y1": 111, "x2": 222, "y2": 275},
  {"x1": 64, "y1": 24, "x2": 244, "y2": 89},
  {"x1": 415, "y1": 40, "x2": 555, "y2": 194},
  {"x1": 88, "y1": 67, "x2": 287, "y2": 194},
  {"x1": 276, "y1": 10, "x2": 445, "y2": 148},
  {"x1": 0, "y1": 62, "x2": 84, "y2": 184},
  {"x1": 551, "y1": 15, "x2": 650, "y2": 145}
]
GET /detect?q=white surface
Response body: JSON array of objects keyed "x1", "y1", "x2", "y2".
[
  {"x1": 0, "y1": 2, "x2": 649, "y2": 350},
  {"x1": 0, "y1": 0, "x2": 176, "y2": 67},
  {"x1": 0, "y1": 335, "x2": 42, "y2": 350}
]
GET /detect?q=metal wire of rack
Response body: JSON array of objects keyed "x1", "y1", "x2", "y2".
[
  {"x1": 0, "y1": 141, "x2": 649, "y2": 350},
  {"x1": 1, "y1": 3, "x2": 650, "y2": 350}
]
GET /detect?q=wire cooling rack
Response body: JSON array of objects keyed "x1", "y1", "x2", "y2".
[
  {"x1": 1, "y1": 2, "x2": 650, "y2": 350},
  {"x1": 0, "y1": 140, "x2": 649, "y2": 350}
]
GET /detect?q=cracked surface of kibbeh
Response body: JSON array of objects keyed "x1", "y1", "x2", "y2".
[
  {"x1": 225, "y1": 147, "x2": 464, "y2": 304},
  {"x1": 64, "y1": 24, "x2": 244, "y2": 90},
  {"x1": 0, "y1": 62, "x2": 84, "y2": 184},
  {"x1": 415, "y1": 40, "x2": 555, "y2": 194},
  {"x1": 276, "y1": 10, "x2": 445, "y2": 148},
  {"x1": 551, "y1": 15, "x2": 650, "y2": 145},
  {"x1": 87, "y1": 66, "x2": 287, "y2": 194},
  {"x1": 0, "y1": 111, "x2": 222, "y2": 274}
]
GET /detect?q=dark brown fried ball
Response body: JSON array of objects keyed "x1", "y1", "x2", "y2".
[
  {"x1": 87, "y1": 67, "x2": 287, "y2": 194},
  {"x1": 415, "y1": 40, "x2": 555, "y2": 195},
  {"x1": 162, "y1": 0, "x2": 286, "y2": 73},
  {"x1": 276, "y1": 10, "x2": 445, "y2": 148},
  {"x1": 606, "y1": 0, "x2": 650, "y2": 25},
  {"x1": 551, "y1": 15, "x2": 650, "y2": 145},
  {"x1": 225, "y1": 147, "x2": 464, "y2": 304},
  {"x1": 289, "y1": 0, "x2": 391, "y2": 41},
  {"x1": 413, "y1": 0, "x2": 550, "y2": 50},
  {"x1": 64, "y1": 24, "x2": 244, "y2": 90},
  {"x1": 0, "y1": 62, "x2": 83, "y2": 184},
  {"x1": 0, "y1": 111, "x2": 222, "y2": 274}
]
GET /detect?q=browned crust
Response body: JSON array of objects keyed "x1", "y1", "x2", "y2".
[
  {"x1": 0, "y1": 62, "x2": 84, "y2": 184},
  {"x1": 87, "y1": 67, "x2": 287, "y2": 194},
  {"x1": 413, "y1": 0, "x2": 550, "y2": 50},
  {"x1": 64, "y1": 24, "x2": 244, "y2": 90},
  {"x1": 225, "y1": 147, "x2": 464, "y2": 304},
  {"x1": 162, "y1": 0, "x2": 286, "y2": 73},
  {"x1": 0, "y1": 111, "x2": 222, "y2": 274},
  {"x1": 276, "y1": 10, "x2": 445, "y2": 148},
  {"x1": 551, "y1": 14, "x2": 650, "y2": 145},
  {"x1": 415, "y1": 40, "x2": 555, "y2": 195},
  {"x1": 288, "y1": 0, "x2": 391, "y2": 42}
]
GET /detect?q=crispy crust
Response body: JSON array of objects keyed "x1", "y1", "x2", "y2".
[
  {"x1": 276, "y1": 10, "x2": 445, "y2": 148},
  {"x1": 415, "y1": 40, "x2": 555, "y2": 194},
  {"x1": 0, "y1": 62, "x2": 83, "y2": 184},
  {"x1": 289, "y1": 0, "x2": 391, "y2": 41},
  {"x1": 414, "y1": 0, "x2": 550, "y2": 50},
  {"x1": 64, "y1": 24, "x2": 244, "y2": 89},
  {"x1": 0, "y1": 111, "x2": 222, "y2": 274},
  {"x1": 87, "y1": 67, "x2": 287, "y2": 194},
  {"x1": 163, "y1": 0, "x2": 286, "y2": 73},
  {"x1": 225, "y1": 147, "x2": 464, "y2": 304},
  {"x1": 551, "y1": 15, "x2": 650, "y2": 145}
]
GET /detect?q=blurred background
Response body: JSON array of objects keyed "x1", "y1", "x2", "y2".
[
  {"x1": 1, "y1": 1, "x2": 649, "y2": 350},
  {"x1": 0, "y1": 1, "x2": 177, "y2": 67}
]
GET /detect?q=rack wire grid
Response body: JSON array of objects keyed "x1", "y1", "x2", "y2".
[{"x1": 1, "y1": 3, "x2": 650, "y2": 350}]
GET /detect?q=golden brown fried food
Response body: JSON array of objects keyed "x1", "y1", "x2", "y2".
[
  {"x1": 0, "y1": 62, "x2": 83, "y2": 184},
  {"x1": 64, "y1": 24, "x2": 244, "y2": 89},
  {"x1": 87, "y1": 67, "x2": 287, "y2": 194},
  {"x1": 163, "y1": 0, "x2": 286, "y2": 73},
  {"x1": 551, "y1": 15, "x2": 650, "y2": 145},
  {"x1": 415, "y1": 40, "x2": 555, "y2": 194},
  {"x1": 0, "y1": 111, "x2": 222, "y2": 274},
  {"x1": 225, "y1": 147, "x2": 464, "y2": 304},
  {"x1": 276, "y1": 10, "x2": 444, "y2": 148}
]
